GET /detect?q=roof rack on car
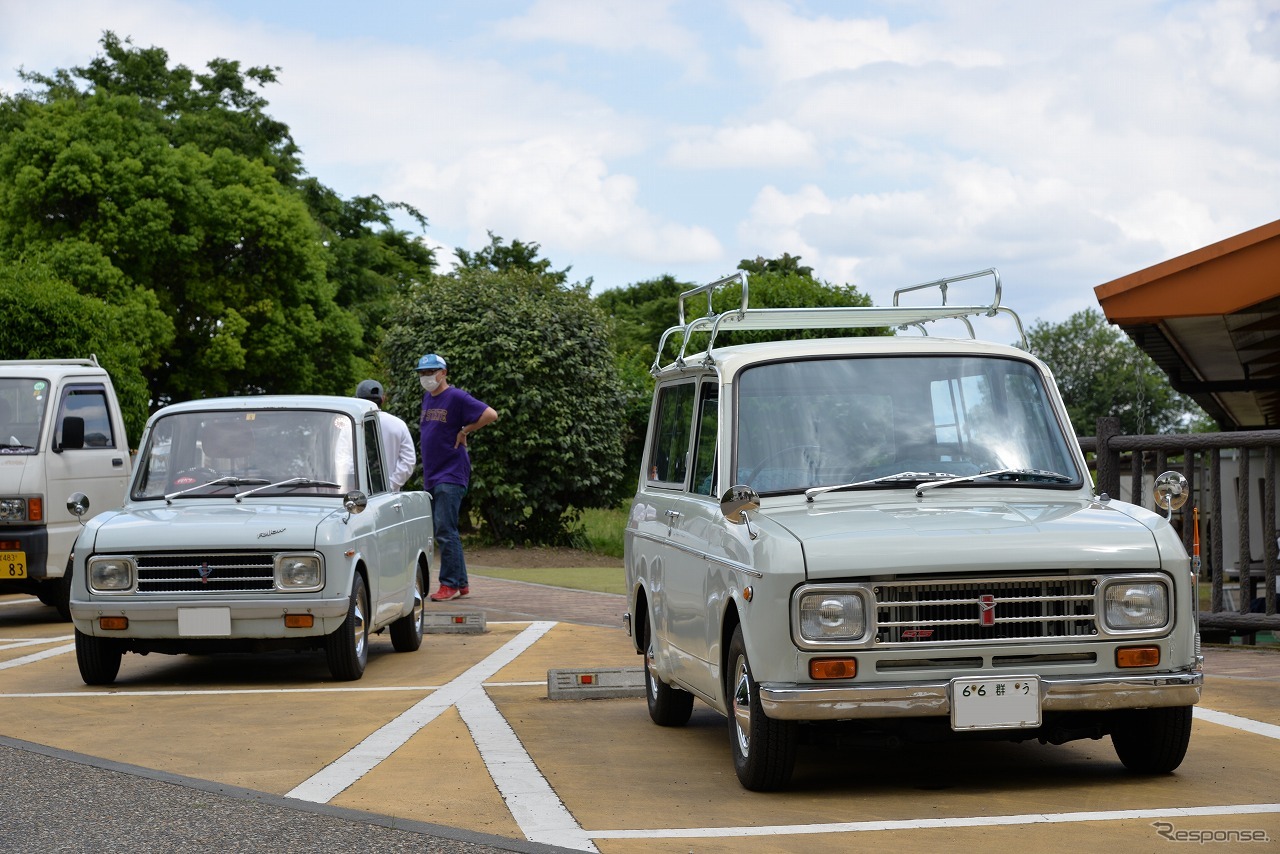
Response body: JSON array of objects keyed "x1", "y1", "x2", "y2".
[{"x1": 651, "y1": 267, "x2": 1026, "y2": 374}]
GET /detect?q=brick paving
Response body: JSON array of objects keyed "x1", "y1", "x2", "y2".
[{"x1": 433, "y1": 573, "x2": 629, "y2": 630}]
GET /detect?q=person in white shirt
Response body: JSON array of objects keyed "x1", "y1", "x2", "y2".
[{"x1": 355, "y1": 379, "x2": 417, "y2": 491}]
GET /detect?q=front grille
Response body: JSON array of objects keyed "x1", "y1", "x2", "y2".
[
  {"x1": 875, "y1": 576, "x2": 1098, "y2": 645},
  {"x1": 136, "y1": 552, "x2": 276, "y2": 593}
]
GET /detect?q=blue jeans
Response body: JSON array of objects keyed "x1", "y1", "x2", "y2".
[{"x1": 431, "y1": 482, "x2": 468, "y2": 589}]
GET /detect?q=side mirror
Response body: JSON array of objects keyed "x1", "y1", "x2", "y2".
[
  {"x1": 58, "y1": 416, "x2": 85, "y2": 452},
  {"x1": 1153, "y1": 471, "x2": 1189, "y2": 519},
  {"x1": 67, "y1": 492, "x2": 90, "y2": 522},
  {"x1": 720, "y1": 485, "x2": 761, "y2": 540},
  {"x1": 342, "y1": 490, "x2": 369, "y2": 523}
]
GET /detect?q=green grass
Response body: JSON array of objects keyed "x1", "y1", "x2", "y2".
[
  {"x1": 578, "y1": 505, "x2": 627, "y2": 558},
  {"x1": 472, "y1": 565, "x2": 626, "y2": 595}
]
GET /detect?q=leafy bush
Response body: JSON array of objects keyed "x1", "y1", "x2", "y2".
[{"x1": 380, "y1": 264, "x2": 625, "y2": 545}]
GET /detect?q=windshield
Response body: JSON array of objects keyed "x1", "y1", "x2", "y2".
[
  {"x1": 0, "y1": 377, "x2": 50, "y2": 453},
  {"x1": 131, "y1": 408, "x2": 358, "y2": 500},
  {"x1": 734, "y1": 355, "x2": 1082, "y2": 494}
]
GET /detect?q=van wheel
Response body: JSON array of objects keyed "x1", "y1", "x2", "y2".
[
  {"x1": 644, "y1": 619, "x2": 693, "y2": 726},
  {"x1": 726, "y1": 625, "x2": 797, "y2": 791},
  {"x1": 75, "y1": 629, "x2": 121, "y2": 685},
  {"x1": 389, "y1": 565, "x2": 426, "y2": 652},
  {"x1": 1111, "y1": 706, "x2": 1193, "y2": 773},
  {"x1": 325, "y1": 573, "x2": 369, "y2": 680}
]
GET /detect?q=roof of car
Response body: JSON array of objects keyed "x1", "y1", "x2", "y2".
[
  {"x1": 147, "y1": 395, "x2": 377, "y2": 421},
  {"x1": 654, "y1": 333, "x2": 1048, "y2": 383}
]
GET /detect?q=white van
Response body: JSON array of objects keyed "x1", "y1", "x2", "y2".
[
  {"x1": 624, "y1": 270, "x2": 1201, "y2": 790},
  {"x1": 0, "y1": 357, "x2": 131, "y2": 619}
]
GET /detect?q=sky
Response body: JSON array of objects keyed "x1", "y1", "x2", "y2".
[{"x1": 1, "y1": 0, "x2": 1278, "y2": 339}]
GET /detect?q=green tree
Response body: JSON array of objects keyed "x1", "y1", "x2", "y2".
[
  {"x1": 1024, "y1": 308, "x2": 1209, "y2": 435},
  {"x1": 0, "y1": 262, "x2": 153, "y2": 440},
  {"x1": 380, "y1": 237, "x2": 625, "y2": 545},
  {"x1": 0, "y1": 33, "x2": 431, "y2": 403}
]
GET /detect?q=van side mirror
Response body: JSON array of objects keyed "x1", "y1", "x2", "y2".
[{"x1": 58, "y1": 416, "x2": 85, "y2": 452}]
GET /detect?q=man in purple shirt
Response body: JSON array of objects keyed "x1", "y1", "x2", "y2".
[{"x1": 416, "y1": 353, "x2": 499, "y2": 601}]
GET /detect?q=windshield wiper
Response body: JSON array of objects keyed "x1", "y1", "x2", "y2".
[
  {"x1": 165, "y1": 476, "x2": 269, "y2": 504},
  {"x1": 805, "y1": 471, "x2": 959, "y2": 502},
  {"x1": 914, "y1": 468, "x2": 1074, "y2": 497},
  {"x1": 234, "y1": 477, "x2": 343, "y2": 501}
]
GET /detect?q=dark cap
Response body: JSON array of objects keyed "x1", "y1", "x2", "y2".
[{"x1": 355, "y1": 379, "x2": 383, "y2": 402}]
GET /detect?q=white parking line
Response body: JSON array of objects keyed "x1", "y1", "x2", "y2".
[
  {"x1": 1195, "y1": 706, "x2": 1280, "y2": 740},
  {"x1": 588, "y1": 803, "x2": 1280, "y2": 841},
  {"x1": 0, "y1": 635, "x2": 73, "y2": 651},
  {"x1": 286, "y1": 621, "x2": 556, "y2": 804},
  {"x1": 0, "y1": 643, "x2": 75, "y2": 671},
  {"x1": 457, "y1": 686, "x2": 596, "y2": 851}
]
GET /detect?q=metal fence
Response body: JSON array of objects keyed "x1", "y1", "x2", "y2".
[{"x1": 1080, "y1": 417, "x2": 1280, "y2": 642}]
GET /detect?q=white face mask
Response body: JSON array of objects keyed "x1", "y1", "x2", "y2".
[{"x1": 420, "y1": 375, "x2": 440, "y2": 392}]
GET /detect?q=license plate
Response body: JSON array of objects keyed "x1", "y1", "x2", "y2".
[
  {"x1": 950, "y1": 676, "x2": 1041, "y2": 731},
  {"x1": 0, "y1": 551, "x2": 26, "y2": 579},
  {"x1": 178, "y1": 607, "x2": 231, "y2": 637}
]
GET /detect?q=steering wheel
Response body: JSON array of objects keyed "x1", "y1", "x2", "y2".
[{"x1": 744, "y1": 445, "x2": 823, "y2": 483}]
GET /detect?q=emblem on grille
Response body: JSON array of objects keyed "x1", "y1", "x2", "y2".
[
  {"x1": 979, "y1": 594, "x2": 996, "y2": 626},
  {"x1": 198, "y1": 562, "x2": 213, "y2": 584}
]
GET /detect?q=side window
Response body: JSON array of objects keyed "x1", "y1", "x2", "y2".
[
  {"x1": 57, "y1": 385, "x2": 116, "y2": 449},
  {"x1": 364, "y1": 417, "x2": 388, "y2": 495},
  {"x1": 689, "y1": 382, "x2": 718, "y2": 496},
  {"x1": 646, "y1": 381, "x2": 696, "y2": 487}
]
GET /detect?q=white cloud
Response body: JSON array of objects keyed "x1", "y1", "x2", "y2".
[
  {"x1": 493, "y1": 0, "x2": 704, "y2": 75},
  {"x1": 665, "y1": 120, "x2": 817, "y2": 169}
]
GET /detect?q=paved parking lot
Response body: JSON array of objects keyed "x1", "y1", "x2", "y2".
[{"x1": 2, "y1": 576, "x2": 1279, "y2": 853}]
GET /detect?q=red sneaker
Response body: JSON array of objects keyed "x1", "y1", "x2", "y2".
[
  {"x1": 429, "y1": 585, "x2": 460, "y2": 602},
  {"x1": 457, "y1": 586, "x2": 470, "y2": 598}
]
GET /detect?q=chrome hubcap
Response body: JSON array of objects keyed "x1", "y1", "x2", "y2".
[{"x1": 732, "y1": 654, "x2": 752, "y2": 757}]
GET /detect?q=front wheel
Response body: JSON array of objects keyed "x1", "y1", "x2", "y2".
[
  {"x1": 389, "y1": 564, "x2": 426, "y2": 652},
  {"x1": 725, "y1": 625, "x2": 797, "y2": 791},
  {"x1": 325, "y1": 573, "x2": 369, "y2": 681},
  {"x1": 644, "y1": 618, "x2": 693, "y2": 726},
  {"x1": 1111, "y1": 705, "x2": 1193, "y2": 773},
  {"x1": 75, "y1": 629, "x2": 122, "y2": 685}
]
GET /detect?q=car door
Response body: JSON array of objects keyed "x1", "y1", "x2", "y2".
[
  {"x1": 44, "y1": 382, "x2": 130, "y2": 573},
  {"x1": 361, "y1": 415, "x2": 409, "y2": 625},
  {"x1": 660, "y1": 379, "x2": 728, "y2": 698}
]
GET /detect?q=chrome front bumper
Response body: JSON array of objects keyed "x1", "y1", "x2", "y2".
[{"x1": 758, "y1": 670, "x2": 1203, "y2": 721}]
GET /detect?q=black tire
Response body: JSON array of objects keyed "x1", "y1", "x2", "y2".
[
  {"x1": 325, "y1": 573, "x2": 369, "y2": 681},
  {"x1": 1111, "y1": 705, "x2": 1193, "y2": 773},
  {"x1": 53, "y1": 564, "x2": 73, "y2": 622},
  {"x1": 725, "y1": 625, "x2": 797, "y2": 791},
  {"x1": 389, "y1": 564, "x2": 426, "y2": 653},
  {"x1": 75, "y1": 629, "x2": 121, "y2": 685},
  {"x1": 644, "y1": 617, "x2": 693, "y2": 727}
]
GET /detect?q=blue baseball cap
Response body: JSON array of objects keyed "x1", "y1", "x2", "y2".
[{"x1": 416, "y1": 353, "x2": 447, "y2": 372}]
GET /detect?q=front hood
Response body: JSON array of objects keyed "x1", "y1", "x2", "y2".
[
  {"x1": 766, "y1": 495, "x2": 1161, "y2": 577},
  {"x1": 88, "y1": 502, "x2": 335, "y2": 552}
]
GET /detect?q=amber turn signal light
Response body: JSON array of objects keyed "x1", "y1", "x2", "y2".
[
  {"x1": 809, "y1": 658, "x2": 857, "y2": 680},
  {"x1": 1116, "y1": 646, "x2": 1160, "y2": 667},
  {"x1": 283, "y1": 614, "x2": 314, "y2": 629},
  {"x1": 98, "y1": 616, "x2": 128, "y2": 630}
]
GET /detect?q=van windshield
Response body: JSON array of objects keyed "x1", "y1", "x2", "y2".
[
  {"x1": 734, "y1": 355, "x2": 1082, "y2": 494},
  {"x1": 0, "y1": 377, "x2": 50, "y2": 453}
]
